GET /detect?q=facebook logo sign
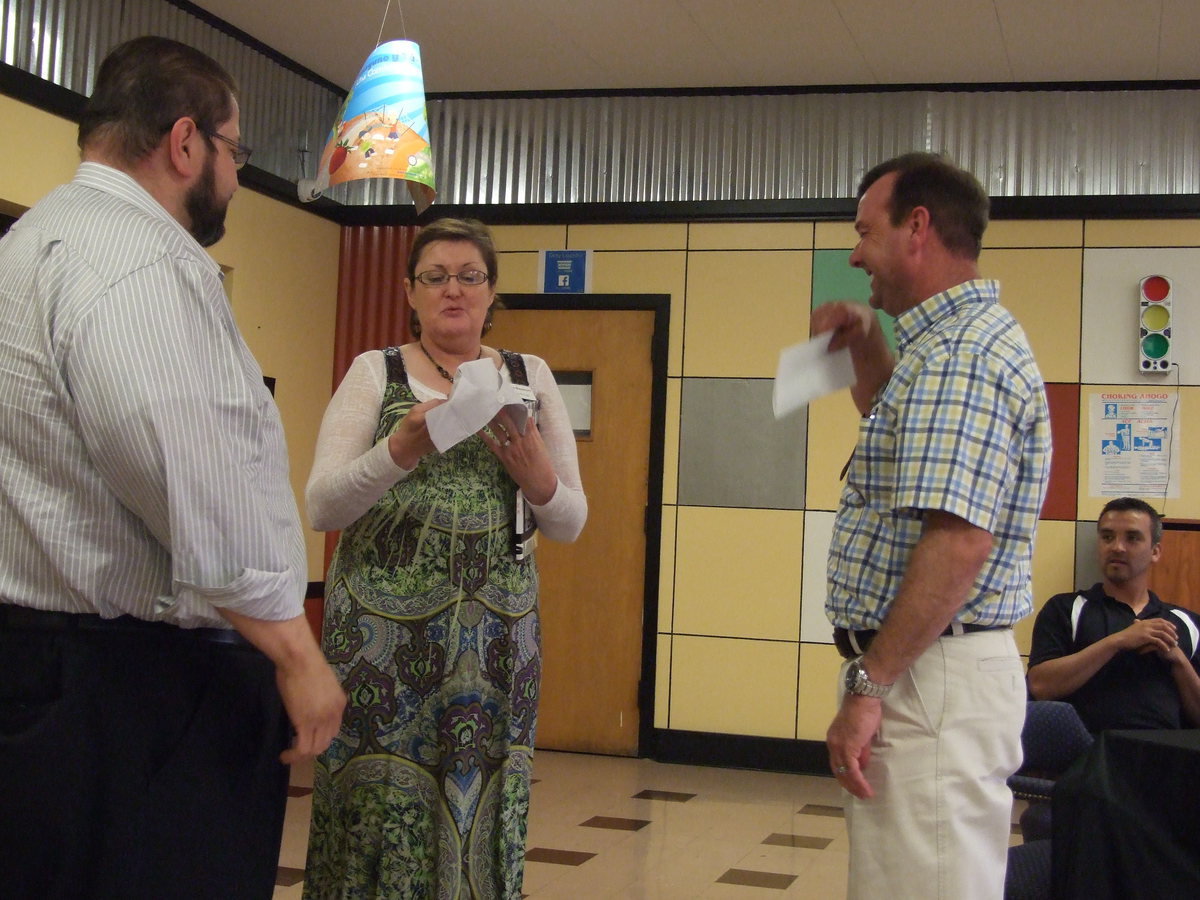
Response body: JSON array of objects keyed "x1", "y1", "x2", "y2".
[{"x1": 540, "y1": 249, "x2": 592, "y2": 293}]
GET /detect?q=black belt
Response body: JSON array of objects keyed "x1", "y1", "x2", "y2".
[
  {"x1": 0, "y1": 603, "x2": 249, "y2": 646},
  {"x1": 833, "y1": 622, "x2": 1009, "y2": 660}
]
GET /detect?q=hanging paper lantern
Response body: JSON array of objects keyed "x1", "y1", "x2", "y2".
[{"x1": 298, "y1": 39, "x2": 435, "y2": 213}]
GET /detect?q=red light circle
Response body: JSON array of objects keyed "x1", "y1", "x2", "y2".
[{"x1": 1142, "y1": 275, "x2": 1170, "y2": 302}]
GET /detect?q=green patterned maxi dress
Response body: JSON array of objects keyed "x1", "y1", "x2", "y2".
[{"x1": 305, "y1": 348, "x2": 539, "y2": 899}]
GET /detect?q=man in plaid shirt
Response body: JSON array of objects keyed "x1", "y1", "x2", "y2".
[{"x1": 812, "y1": 153, "x2": 1051, "y2": 900}]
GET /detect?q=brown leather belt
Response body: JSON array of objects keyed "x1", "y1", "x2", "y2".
[{"x1": 833, "y1": 622, "x2": 1009, "y2": 660}]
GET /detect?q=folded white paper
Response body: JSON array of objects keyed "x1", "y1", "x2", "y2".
[
  {"x1": 425, "y1": 358, "x2": 530, "y2": 452},
  {"x1": 772, "y1": 331, "x2": 856, "y2": 419}
]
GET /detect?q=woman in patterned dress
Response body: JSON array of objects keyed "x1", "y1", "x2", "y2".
[{"x1": 302, "y1": 218, "x2": 586, "y2": 898}]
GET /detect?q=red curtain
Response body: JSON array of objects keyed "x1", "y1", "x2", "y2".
[{"x1": 333, "y1": 224, "x2": 419, "y2": 387}]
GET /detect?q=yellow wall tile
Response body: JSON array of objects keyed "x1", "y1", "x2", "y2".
[
  {"x1": 662, "y1": 377, "x2": 681, "y2": 504},
  {"x1": 683, "y1": 249, "x2": 812, "y2": 377},
  {"x1": 1077, "y1": 385, "x2": 1195, "y2": 519},
  {"x1": 218, "y1": 193, "x2": 341, "y2": 578},
  {"x1": 589, "y1": 250, "x2": 687, "y2": 376},
  {"x1": 655, "y1": 634, "x2": 672, "y2": 728},
  {"x1": 491, "y1": 224, "x2": 567, "y2": 252},
  {"x1": 569, "y1": 223, "x2": 688, "y2": 251},
  {"x1": 978, "y1": 248, "x2": 1082, "y2": 383},
  {"x1": 800, "y1": 510, "x2": 836, "y2": 644},
  {"x1": 0, "y1": 95, "x2": 78, "y2": 209},
  {"x1": 689, "y1": 222, "x2": 813, "y2": 251},
  {"x1": 670, "y1": 636, "x2": 798, "y2": 737},
  {"x1": 1086, "y1": 219, "x2": 1200, "y2": 248},
  {"x1": 804, "y1": 391, "x2": 862, "y2": 511},
  {"x1": 497, "y1": 251, "x2": 541, "y2": 294},
  {"x1": 796, "y1": 643, "x2": 843, "y2": 741},
  {"x1": 984, "y1": 220, "x2": 1083, "y2": 248},
  {"x1": 814, "y1": 220, "x2": 858, "y2": 250},
  {"x1": 1017, "y1": 519, "x2": 1079, "y2": 657},
  {"x1": 673, "y1": 507, "x2": 803, "y2": 641},
  {"x1": 658, "y1": 506, "x2": 678, "y2": 633}
]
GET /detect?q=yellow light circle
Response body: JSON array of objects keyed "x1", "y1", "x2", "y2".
[{"x1": 1142, "y1": 305, "x2": 1170, "y2": 332}]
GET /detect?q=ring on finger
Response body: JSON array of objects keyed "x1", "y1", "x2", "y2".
[{"x1": 834, "y1": 765, "x2": 848, "y2": 775}]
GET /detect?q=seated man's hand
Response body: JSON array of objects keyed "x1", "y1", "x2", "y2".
[{"x1": 1121, "y1": 618, "x2": 1178, "y2": 656}]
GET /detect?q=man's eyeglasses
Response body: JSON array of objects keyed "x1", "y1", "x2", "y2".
[
  {"x1": 414, "y1": 270, "x2": 490, "y2": 287},
  {"x1": 202, "y1": 129, "x2": 252, "y2": 169}
]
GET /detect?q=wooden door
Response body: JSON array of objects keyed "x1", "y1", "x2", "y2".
[
  {"x1": 1149, "y1": 523, "x2": 1200, "y2": 616},
  {"x1": 487, "y1": 304, "x2": 657, "y2": 756}
]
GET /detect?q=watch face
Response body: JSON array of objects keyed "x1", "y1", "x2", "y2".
[
  {"x1": 844, "y1": 658, "x2": 888, "y2": 697},
  {"x1": 845, "y1": 660, "x2": 863, "y2": 692}
]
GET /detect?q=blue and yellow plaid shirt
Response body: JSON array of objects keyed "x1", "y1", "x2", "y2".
[{"x1": 827, "y1": 279, "x2": 1052, "y2": 630}]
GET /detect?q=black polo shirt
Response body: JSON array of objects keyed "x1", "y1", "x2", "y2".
[{"x1": 1028, "y1": 583, "x2": 1200, "y2": 732}]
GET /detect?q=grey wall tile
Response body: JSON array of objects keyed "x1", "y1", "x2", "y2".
[{"x1": 678, "y1": 378, "x2": 806, "y2": 509}]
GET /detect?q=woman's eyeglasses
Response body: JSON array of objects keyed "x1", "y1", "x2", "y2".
[{"x1": 414, "y1": 270, "x2": 490, "y2": 287}]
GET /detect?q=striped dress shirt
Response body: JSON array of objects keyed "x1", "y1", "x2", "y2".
[
  {"x1": 827, "y1": 279, "x2": 1052, "y2": 631},
  {"x1": 0, "y1": 162, "x2": 305, "y2": 628}
]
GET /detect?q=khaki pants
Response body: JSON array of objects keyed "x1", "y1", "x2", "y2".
[{"x1": 839, "y1": 628, "x2": 1026, "y2": 900}]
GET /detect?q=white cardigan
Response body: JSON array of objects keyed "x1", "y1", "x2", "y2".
[{"x1": 305, "y1": 348, "x2": 587, "y2": 542}]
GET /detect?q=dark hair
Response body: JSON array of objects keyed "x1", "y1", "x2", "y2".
[
  {"x1": 857, "y1": 152, "x2": 989, "y2": 260},
  {"x1": 1099, "y1": 497, "x2": 1163, "y2": 544},
  {"x1": 79, "y1": 36, "x2": 239, "y2": 165},
  {"x1": 407, "y1": 218, "x2": 501, "y2": 338}
]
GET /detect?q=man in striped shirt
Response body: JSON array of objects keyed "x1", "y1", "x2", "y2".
[
  {"x1": 812, "y1": 153, "x2": 1051, "y2": 900},
  {"x1": 0, "y1": 36, "x2": 344, "y2": 899}
]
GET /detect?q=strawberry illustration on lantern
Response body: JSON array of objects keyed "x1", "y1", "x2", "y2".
[{"x1": 329, "y1": 139, "x2": 351, "y2": 175}]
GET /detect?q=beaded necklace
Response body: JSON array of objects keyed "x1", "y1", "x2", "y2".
[{"x1": 419, "y1": 340, "x2": 480, "y2": 383}]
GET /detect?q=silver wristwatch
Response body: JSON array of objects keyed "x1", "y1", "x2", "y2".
[{"x1": 844, "y1": 656, "x2": 893, "y2": 698}]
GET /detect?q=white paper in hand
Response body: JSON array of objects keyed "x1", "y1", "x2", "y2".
[
  {"x1": 772, "y1": 331, "x2": 856, "y2": 419},
  {"x1": 425, "y1": 358, "x2": 530, "y2": 452}
]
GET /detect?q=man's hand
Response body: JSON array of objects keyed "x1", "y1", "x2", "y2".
[
  {"x1": 273, "y1": 644, "x2": 347, "y2": 765},
  {"x1": 811, "y1": 301, "x2": 878, "y2": 353},
  {"x1": 826, "y1": 694, "x2": 883, "y2": 799},
  {"x1": 1120, "y1": 617, "x2": 1178, "y2": 656},
  {"x1": 808, "y1": 301, "x2": 895, "y2": 414},
  {"x1": 217, "y1": 610, "x2": 347, "y2": 764}
]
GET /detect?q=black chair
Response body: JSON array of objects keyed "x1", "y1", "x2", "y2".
[{"x1": 1003, "y1": 700, "x2": 1094, "y2": 900}]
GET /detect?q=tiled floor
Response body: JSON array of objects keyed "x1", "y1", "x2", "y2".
[{"x1": 275, "y1": 751, "x2": 1026, "y2": 898}]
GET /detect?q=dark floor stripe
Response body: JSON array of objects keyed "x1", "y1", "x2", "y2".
[
  {"x1": 798, "y1": 803, "x2": 845, "y2": 818},
  {"x1": 717, "y1": 868, "x2": 797, "y2": 889},
  {"x1": 524, "y1": 847, "x2": 596, "y2": 866},
  {"x1": 582, "y1": 815, "x2": 651, "y2": 831},
  {"x1": 633, "y1": 789, "x2": 696, "y2": 802},
  {"x1": 763, "y1": 832, "x2": 833, "y2": 849},
  {"x1": 275, "y1": 866, "x2": 305, "y2": 886}
]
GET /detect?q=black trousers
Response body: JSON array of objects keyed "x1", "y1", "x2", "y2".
[{"x1": 0, "y1": 612, "x2": 291, "y2": 900}]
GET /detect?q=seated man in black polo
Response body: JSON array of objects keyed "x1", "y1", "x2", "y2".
[{"x1": 1028, "y1": 497, "x2": 1200, "y2": 731}]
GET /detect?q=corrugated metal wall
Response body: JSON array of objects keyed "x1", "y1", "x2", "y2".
[
  {"x1": 0, "y1": 0, "x2": 343, "y2": 184},
  {"x1": 3, "y1": 0, "x2": 1200, "y2": 207},
  {"x1": 429, "y1": 90, "x2": 1200, "y2": 202}
]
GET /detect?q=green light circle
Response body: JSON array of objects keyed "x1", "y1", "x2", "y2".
[{"x1": 1142, "y1": 333, "x2": 1169, "y2": 360}]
